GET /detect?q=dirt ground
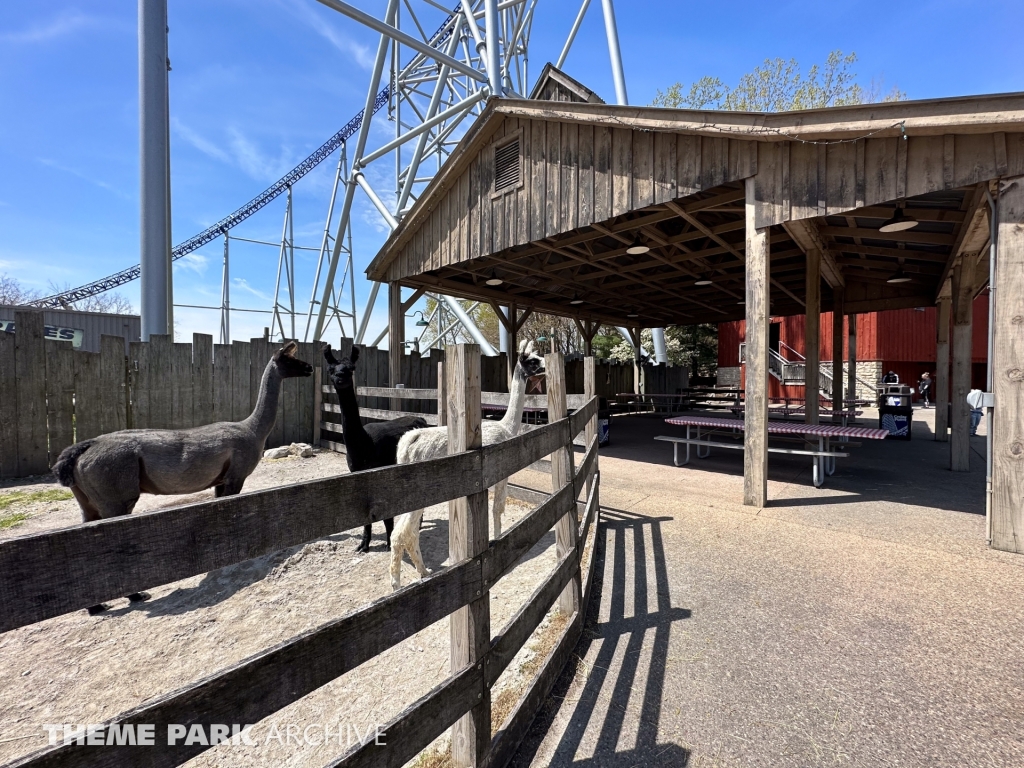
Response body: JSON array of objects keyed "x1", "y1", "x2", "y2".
[{"x1": 0, "y1": 451, "x2": 560, "y2": 766}]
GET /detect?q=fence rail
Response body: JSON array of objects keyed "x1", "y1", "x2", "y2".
[{"x1": 0, "y1": 347, "x2": 601, "y2": 768}]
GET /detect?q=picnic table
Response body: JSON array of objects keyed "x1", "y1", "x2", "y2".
[
  {"x1": 616, "y1": 388, "x2": 742, "y2": 415},
  {"x1": 729, "y1": 404, "x2": 864, "y2": 428},
  {"x1": 655, "y1": 415, "x2": 889, "y2": 487}
]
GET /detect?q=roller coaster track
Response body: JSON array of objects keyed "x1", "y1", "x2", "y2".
[
  {"x1": 34, "y1": 3, "x2": 463, "y2": 310},
  {"x1": 32, "y1": 86, "x2": 390, "y2": 309}
]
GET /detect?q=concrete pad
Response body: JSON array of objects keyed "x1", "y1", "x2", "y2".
[{"x1": 511, "y1": 410, "x2": 1024, "y2": 767}]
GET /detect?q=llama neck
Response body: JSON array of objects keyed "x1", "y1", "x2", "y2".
[
  {"x1": 500, "y1": 364, "x2": 529, "y2": 435},
  {"x1": 334, "y1": 380, "x2": 368, "y2": 440},
  {"x1": 244, "y1": 359, "x2": 283, "y2": 438}
]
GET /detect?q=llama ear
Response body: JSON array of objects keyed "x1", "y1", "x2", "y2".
[
  {"x1": 351, "y1": 346, "x2": 360, "y2": 364},
  {"x1": 518, "y1": 339, "x2": 528, "y2": 354},
  {"x1": 281, "y1": 341, "x2": 298, "y2": 357},
  {"x1": 322, "y1": 344, "x2": 339, "y2": 366},
  {"x1": 525, "y1": 340, "x2": 535, "y2": 356}
]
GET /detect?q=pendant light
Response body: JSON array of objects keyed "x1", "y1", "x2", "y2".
[
  {"x1": 879, "y1": 205, "x2": 918, "y2": 233},
  {"x1": 626, "y1": 237, "x2": 650, "y2": 255},
  {"x1": 886, "y1": 267, "x2": 912, "y2": 284},
  {"x1": 569, "y1": 292, "x2": 583, "y2": 305},
  {"x1": 694, "y1": 274, "x2": 713, "y2": 286},
  {"x1": 485, "y1": 269, "x2": 503, "y2": 286}
]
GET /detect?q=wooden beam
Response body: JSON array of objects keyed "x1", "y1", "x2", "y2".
[
  {"x1": 546, "y1": 352, "x2": 579, "y2": 616},
  {"x1": 446, "y1": 344, "x2": 490, "y2": 767},
  {"x1": 743, "y1": 178, "x2": 769, "y2": 508},
  {"x1": 990, "y1": 175, "x2": 1024, "y2": 553},
  {"x1": 805, "y1": 250, "x2": 821, "y2": 424},
  {"x1": 936, "y1": 183, "x2": 991, "y2": 301},
  {"x1": 934, "y1": 296, "x2": 951, "y2": 442},
  {"x1": 847, "y1": 313, "x2": 858, "y2": 404},
  {"x1": 950, "y1": 253, "x2": 980, "y2": 471},
  {"x1": 388, "y1": 282, "x2": 405, "y2": 412},
  {"x1": 783, "y1": 218, "x2": 845, "y2": 288},
  {"x1": 401, "y1": 286, "x2": 427, "y2": 312},
  {"x1": 831, "y1": 287, "x2": 845, "y2": 420}
]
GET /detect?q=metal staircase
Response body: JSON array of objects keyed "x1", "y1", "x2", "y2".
[{"x1": 739, "y1": 342, "x2": 873, "y2": 398}]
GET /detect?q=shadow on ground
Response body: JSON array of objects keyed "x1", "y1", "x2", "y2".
[
  {"x1": 512, "y1": 507, "x2": 692, "y2": 767},
  {"x1": 599, "y1": 411, "x2": 985, "y2": 516}
]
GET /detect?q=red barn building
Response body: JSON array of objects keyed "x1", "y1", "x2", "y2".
[{"x1": 717, "y1": 293, "x2": 990, "y2": 402}]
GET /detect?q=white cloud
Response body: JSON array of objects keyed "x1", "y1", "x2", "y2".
[
  {"x1": 277, "y1": 0, "x2": 374, "y2": 69},
  {"x1": 0, "y1": 10, "x2": 96, "y2": 44},
  {"x1": 233, "y1": 278, "x2": 271, "y2": 302},
  {"x1": 36, "y1": 157, "x2": 129, "y2": 199},
  {"x1": 172, "y1": 118, "x2": 232, "y2": 165},
  {"x1": 226, "y1": 127, "x2": 294, "y2": 182},
  {"x1": 174, "y1": 252, "x2": 209, "y2": 276}
]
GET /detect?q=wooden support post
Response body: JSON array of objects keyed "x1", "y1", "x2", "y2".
[
  {"x1": 831, "y1": 288, "x2": 845, "y2": 422},
  {"x1": 312, "y1": 365, "x2": 322, "y2": 448},
  {"x1": 805, "y1": 249, "x2": 821, "y2": 424},
  {"x1": 935, "y1": 297, "x2": 951, "y2": 441},
  {"x1": 547, "y1": 351, "x2": 580, "y2": 615},
  {"x1": 991, "y1": 176, "x2": 1024, "y2": 553},
  {"x1": 388, "y1": 282, "x2": 404, "y2": 412},
  {"x1": 743, "y1": 178, "x2": 769, "y2": 508},
  {"x1": 446, "y1": 344, "x2": 489, "y2": 767},
  {"x1": 584, "y1": 355, "x2": 599, "y2": 498},
  {"x1": 847, "y1": 313, "x2": 857, "y2": 405},
  {"x1": 508, "y1": 302, "x2": 519, "y2": 385},
  {"x1": 951, "y1": 256, "x2": 977, "y2": 471},
  {"x1": 437, "y1": 359, "x2": 447, "y2": 427}
]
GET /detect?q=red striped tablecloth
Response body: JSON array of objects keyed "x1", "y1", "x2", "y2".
[{"x1": 665, "y1": 416, "x2": 889, "y2": 440}]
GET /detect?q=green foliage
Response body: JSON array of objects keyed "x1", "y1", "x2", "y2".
[
  {"x1": 591, "y1": 330, "x2": 625, "y2": 360},
  {"x1": 0, "y1": 511, "x2": 29, "y2": 529},
  {"x1": 0, "y1": 488, "x2": 73, "y2": 511},
  {"x1": 651, "y1": 51, "x2": 904, "y2": 112},
  {"x1": 667, "y1": 324, "x2": 719, "y2": 377}
]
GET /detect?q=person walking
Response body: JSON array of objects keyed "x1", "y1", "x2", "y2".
[
  {"x1": 881, "y1": 370, "x2": 900, "y2": 406},
  {"x1": 967, "y1": 388, "x2": 984, "y2": 435},
  {"x1": 918, "y1": 372, "x2": 932, "y2": 408}
]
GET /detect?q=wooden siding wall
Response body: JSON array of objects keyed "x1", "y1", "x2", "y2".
[
  {"x1": 718, "y1": 295, "x2": 991, "y2": 367},
  {"x1": 0, "y1": 313, "x2": 318, "y2": 480},
  {"x1": 386, "y1": 116, "x2": 757, "y2": 281},
  {"x1": 753, "y1": 132, "x2": 1024, "y2": 229}
]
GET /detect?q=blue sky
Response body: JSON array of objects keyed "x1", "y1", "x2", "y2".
[{"x1": 1, "y1": 0, "x2": 1022, "y2": 344}]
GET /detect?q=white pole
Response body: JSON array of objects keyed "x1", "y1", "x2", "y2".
[
  {"x1": 556, "y1": 0, "x2": 591, "y2": 69},
  {"x1": 139, "y1": 0, "x2": 170, "y2": 340},
  {"x1": 600, "y1": 0, "x2": 628, "y2": 106},
  {"x1": 484, "y1": 0, "x2": 502, "y2": 95}
]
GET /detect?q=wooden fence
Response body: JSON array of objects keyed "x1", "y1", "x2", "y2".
[
  {"x1": 0, "y1": 347, "x2": 600, "y2": 768},
  {"x1": 0, "y1": 311, "x2": 319, "y2": 480}
]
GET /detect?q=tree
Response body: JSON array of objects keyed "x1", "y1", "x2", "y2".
[
  {"x1": 651, "y1": 51, "x2": 905, "y2": 112},
  {"x1": 0, "y1": 275, "x2": 133, "y2": 314},
  {"x1": 0, "y1": 274, "x2": 40, "y2": 306},
  {"x1": 46, "y1": 282, "x2": 134, "y2": 314}
]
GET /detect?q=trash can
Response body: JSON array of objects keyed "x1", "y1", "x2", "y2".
[
  {"x1": 878, "y1": 384, "x2": 912, "y2": 440},
  {"x1": 598, "y1": 397, "x2": 611, "y2": 447}
]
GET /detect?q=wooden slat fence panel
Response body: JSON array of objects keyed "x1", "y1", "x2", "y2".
[
  {"x1": 15, "y1": 311, "x2": 48, "y2": 475},
  {"x1": 171, "y1": 342, "x2": 194, "y2": 429},
  {"x1": 212, "y1": 344, "x2": 233, "y2": 423},
  {"x1": 192, "y1": 334, "x2": 214, "y2": 427},
  {"x1": 0, "y1": 331, "x2": 18, "y2": 477},
  {"x1": 230, "y1": 341, "x2": 249, "y2": 422},
  {"x1": 44, "y1": 341, "x2": 76, "y2": 463},
  {"x1": 100, "y1": 335, "x2": 128, "y2": 434},
  {"x1": 14, "y1": 558, "x2": 482, "y2": 768},
  {"x1": 71, "y1": 349, "x2": 102, "y2": 443}
]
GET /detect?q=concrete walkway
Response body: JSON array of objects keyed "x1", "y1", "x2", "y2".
[{"x1": 511, "y1": 409, "x2": 1024, "y2": 767}]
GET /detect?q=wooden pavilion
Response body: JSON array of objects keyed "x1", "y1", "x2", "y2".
[{"x1": 367, "y1": 73, "x2": 1024, "y2": 553}]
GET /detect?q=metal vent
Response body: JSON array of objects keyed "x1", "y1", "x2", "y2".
[{"x1": 494, "y1": 139, "x2": 520, "y2": 192}]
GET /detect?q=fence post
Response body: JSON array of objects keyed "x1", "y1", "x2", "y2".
[
  {"x1": 584, "y1": 356, "x2": 599, "y2": 498},
  {"x1": 437, "y1": 359, "x2": 447, "y2": 427},
  {"x1": 312, "y1": 364, "x2": 322, "y2": 448},
  {"x1": 547, "y1": 351, "x2": 579, "y2": 616},
  {"x1": 447, "y1": 344, "x2": 489, "y2": 767}
]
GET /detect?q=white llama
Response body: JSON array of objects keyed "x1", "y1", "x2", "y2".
[{"x1": 389, "y1": 341, "x2": 546, "y2": 590}]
